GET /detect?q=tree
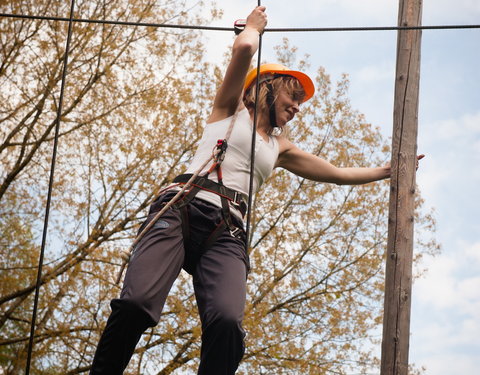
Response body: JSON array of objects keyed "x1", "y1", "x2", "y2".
[
  {"x1": 0, "y1": 2, "x2": 438, "y2": 373},
  {"x1": 1, "y1": 0, "x2": 219, "y2": 373}
]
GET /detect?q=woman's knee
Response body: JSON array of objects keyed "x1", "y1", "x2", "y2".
[
  {"x1": 205, "y1": 304, "x2": 245, "y2": 335},
  {"x1": 110, "y1": 298, "x2": 157, "y2": 327}
]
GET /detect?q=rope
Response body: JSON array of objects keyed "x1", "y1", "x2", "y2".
[
  {"x1": 245, "y1": 1, "x2": 264, "y2": 252},
  {"x1": 1, "y1": 12, "x2": 479, "y2": 32},
  {"x1": 24, "y1": 2, "x2": 76, "y2": 374}
]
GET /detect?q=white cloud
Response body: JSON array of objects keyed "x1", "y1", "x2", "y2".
[
  {"x1": 411, "y1": 240, "x2": 480, "y2": 374},
  {"x1": 419, "y1": 352, "x2": 479, "y2": 375},
  {"x1": 348, "y1": 61, "x2": 396, "y2": 129},
  {"x1": 417, "y1": 111, "x2": 480, "y2": 220},
  {"x1": 432, "y1": 112, "x2": 480, "y2": 141},
  {"x1": 464, "y1": 241, "x2": 480, "y2": 264},
  {"x1": 270, "y1": 0, "x2": 398, "y2": 26},
  {"x1": 415, "y1": 240, "x2": 480, "y2": 307},
  {"x1": 356, "y1": 61, "x2": 395, "y2": 84},
  {"x1": 416, "y1": 159, "x2": 450, "y2": 205},
  {"x1": 423, "y1": 0, "x2": 480, "y2": 23}
]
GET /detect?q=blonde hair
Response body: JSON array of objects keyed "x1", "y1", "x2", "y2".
[{"x1": 243, "y1": 76, "x2": 305, "y2": 133}]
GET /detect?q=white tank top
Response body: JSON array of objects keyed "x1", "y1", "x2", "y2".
[{"x1": 183, "y1": 108, "x2": 279, "y2": 217}]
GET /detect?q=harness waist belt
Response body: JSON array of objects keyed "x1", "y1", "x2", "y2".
[{"x1": 173, "y1": 174, "x2": 247, "y2": 217}]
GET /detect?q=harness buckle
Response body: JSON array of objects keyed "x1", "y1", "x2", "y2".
[
  {"x1": 231, "y1": 191, "x2": 247, "y2": 217},
  {"x1": 229, "y1": 227, "x2": 242, "y2": 238}
]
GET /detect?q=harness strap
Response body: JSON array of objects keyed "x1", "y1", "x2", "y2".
[
  {"x1": 179, "y1": 203, "x2": 190, "y2": 246},
  {"x1": 171, "y1": 176, "x2": 206, "y2": 209},
  {"x1": 172, "y1": 176, "x2": 244, "y2": 264},
  {"x1": 201, "y1": 218, "x2": 242, "y2": 253},
  {"x1": 265, "y1": 80, "x2": 277, "y2": 128},
  {"x1": 171, "y1": 168, "x2": 246, "y2": 252},
  {"x1": 218, "y1": 184, "x2": 243, "y2": 237},
  {"x1": 173, "y1": 174, "x2": 247, "y2": 217}
]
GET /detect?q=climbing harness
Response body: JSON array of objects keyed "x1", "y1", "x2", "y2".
[
  {"x1": 172, "y1": 173, "x2": 247, "y2": 219},
  {"x1": 115, "y1": 109, "x2": 242, "y2": 283},
  {"x1": 170, "y1": 161, "x2": 247, "y2": 274}
]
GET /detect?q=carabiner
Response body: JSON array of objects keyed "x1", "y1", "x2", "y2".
[{"x1": 234, "y1": 19, "x2": 246, "y2": 35}]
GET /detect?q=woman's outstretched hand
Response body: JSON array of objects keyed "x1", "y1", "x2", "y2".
[
  {"x1": 416, "y1": 154, "x2": 425, "y2": 170},
  {"x1": 383, "y1": 154, "x2": 425, "y2": 175}
]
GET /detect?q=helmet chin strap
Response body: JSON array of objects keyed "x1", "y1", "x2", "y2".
[
  {"x1": 252, "y1": 73, "x2": 291, "y2": 129},
  {"x1": 265, "y1": 81, "x2": 278, "y2": 128}
]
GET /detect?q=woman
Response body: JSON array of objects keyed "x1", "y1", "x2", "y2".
[{"x1": 90, "y1": 6, "x2": 408, "y2": 375}]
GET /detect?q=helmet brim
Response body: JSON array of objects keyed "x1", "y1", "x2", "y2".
[{"x1": 244, "y1": 63, "x2": 315, "y2": 103}]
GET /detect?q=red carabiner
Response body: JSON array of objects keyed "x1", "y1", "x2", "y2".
[
  {"x1": 215, "y1": 139, "x2": 228, "y2": 162},
  {"x1": 234, "y1": 19, "x2": 246, "y2": 35}
]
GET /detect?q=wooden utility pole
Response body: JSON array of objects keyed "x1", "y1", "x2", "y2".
[{"x1": 381, "y1": 0, "x2": 423, "y2": 374}]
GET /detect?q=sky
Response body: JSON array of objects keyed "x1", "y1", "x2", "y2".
[{"x1": 200, "y1": 1, "x2": 480, "y2": 374}]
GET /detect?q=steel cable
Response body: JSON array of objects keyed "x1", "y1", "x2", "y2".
[
  {"x1": 24, "y1": 1, "x2": 76, "y2": 374},
  {"x1": 245, "y1": 1, "x2": 264, "y2": 253},
  {"x1": 1, "y1": 12, "x2": 479, "y2": 32}
]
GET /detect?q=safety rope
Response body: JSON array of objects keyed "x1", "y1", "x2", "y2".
[
  {"x1": 2, "y1": 12, "x2": 480, "y2": 32},
  {"x1": 24, "y1": 3, "x2": 76, "y2": 374}
]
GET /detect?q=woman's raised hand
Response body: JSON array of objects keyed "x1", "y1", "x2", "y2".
[{"x1": 246, "y1": 6, "x2": 267, "y2": 34}]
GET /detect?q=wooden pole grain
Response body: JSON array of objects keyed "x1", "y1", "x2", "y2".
[{"x1": 381, "y1": 0, "x2": 423, "y2": 374}]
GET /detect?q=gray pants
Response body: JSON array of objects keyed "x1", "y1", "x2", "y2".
[{"x1": 90, "y1": 193, "x2": 249, "y2": 375}]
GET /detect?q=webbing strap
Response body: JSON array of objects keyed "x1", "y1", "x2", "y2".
[
  {"x1": 176, "y1": 170, "x2": 242, "y2": 234},
  {"x1": 265, "y1": 81, "x2": 277, "y2": 128},
  {"x1": 174, "y1": 174, "x2": 244, "y2": 260},
  {"x1": 179, "y1": 204, "x2": 190, "y2": 246},
  {"x1": 219, "y1": 184, "x2": 237, "y2": 230},
  {"x1": 173, "y1": 174, "x2": 247, "y2": 216}
]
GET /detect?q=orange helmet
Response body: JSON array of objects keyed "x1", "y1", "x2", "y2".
[{"x1": 244, "y1": 63, "x2": 315, "y2": 103}]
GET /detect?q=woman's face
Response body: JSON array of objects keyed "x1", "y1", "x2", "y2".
[{"x1": 274, "y1": 90, "x2": 301, "y2": 127}]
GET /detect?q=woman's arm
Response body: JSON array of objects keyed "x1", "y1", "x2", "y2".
[
  {"x1": 207, "y1": 6, "x2": 267, "y2": 123},
  {"x1": 276, "y1": 136, "x2": 391, "y2": 185}
]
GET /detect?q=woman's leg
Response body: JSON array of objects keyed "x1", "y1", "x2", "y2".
[
  {"x1": 90, "y1": 202, "x2": 185, "y2": 375},
  {"x1": 192, "y1": 227, "x2": 248, "y2": 375}
]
